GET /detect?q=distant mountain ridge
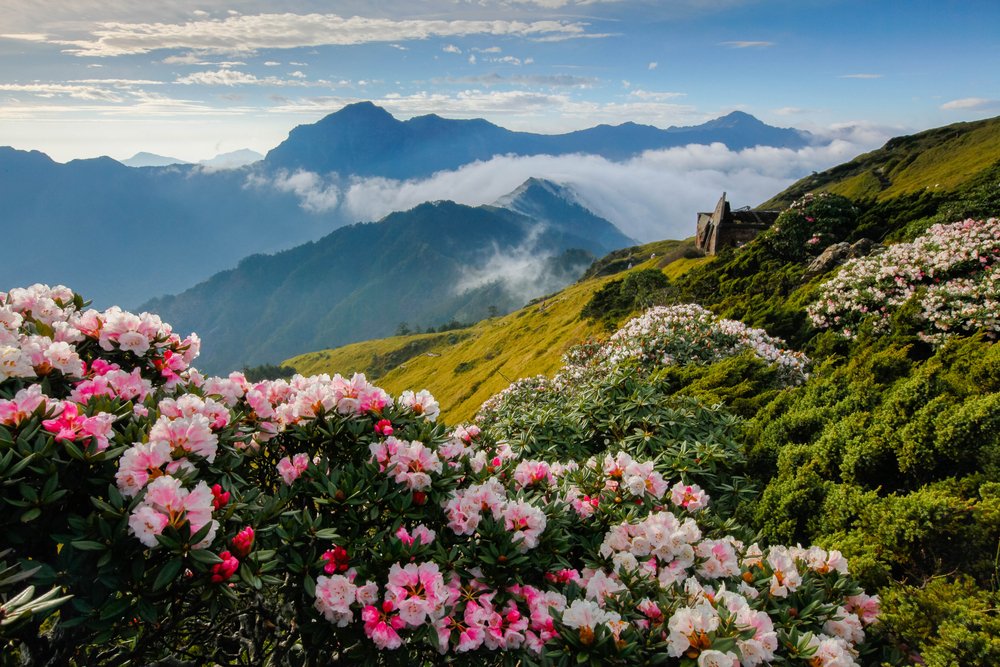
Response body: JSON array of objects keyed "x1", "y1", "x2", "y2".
[
  {"x1": 1, "y1": 102, "x2": 812, "y2": 309},
  {"x1": 263, "y1": 102, "x2": 813, "y2": 179},
  {"x1": 143, "y1": 178, "x2": 634, "y2": 374},
  {"x1": 122, "y1": 149, "x2": 264, "y2": 169}
]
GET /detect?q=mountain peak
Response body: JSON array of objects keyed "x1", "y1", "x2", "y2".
[{"x1": 321, "y1": 101, "x2": 396, "y2": 123}]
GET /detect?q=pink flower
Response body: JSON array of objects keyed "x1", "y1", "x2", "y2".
[
  {"x1": 513, "y1": 460, "x2": 554, "y2": 490},
  {"x1": 42, "y1": 402, "x2": 115, "y2": 452},
  {"x1": 374, "y1": 418, "x2": 393, "y2": 436},
  {"x1": 845, "y1": 593, "x2": 880, "y2": 626},
  {"x1": 397, "y1": 389, "x2": 440, "y2": 422},
  {"x1": 149, "y1": 414, "x2": 219, "y2": 462},
  {"x1": 116, "y1": 440, "x2": 172, "y2": 496},
  {"x1": 0, "y1": 385, "x2": 49, "y2": 427},
  {"x1": 671, "y1": 481, "x2": 709, "y2": 511},
  {"x1": 502, "y1": 500, "x2": 547, "y2": 552},
  {"x1": 395, "y1": 524, "x2": 436, "y2": 547},
  {"x1": 277, "y1": 452, "x2": 310, "y2": 485},
  {"x1": 386, "y1": 562, "x2": 448, "y2": 627},
  {"x1": 362, "y1": 601, "x2": 405, "y2": 649},
  {"x1": 315, "y1": 574, "x2": 357, "y2": 626},
  {"x1": 386, "y1": 440, "x2": 442, "y2": 491},
  {"x1": 127, "y1": 505, "x2": 169, "y2": 548}
]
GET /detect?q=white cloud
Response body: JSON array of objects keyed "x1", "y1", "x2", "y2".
[
  {"x1": 248, "y1": 169, "x2": 340, "y2": 212},
  {"x1": 263, "y1": 60, "x2": 281, "y2": 66},
  {"x1": 941, "y1": 97, "x2": 999, "y2": 110},
  {"x1": 720, "y1": 40, "x2": 774, "y2": 48},
  {"x1": 252, "y1": 132, "x2": 886, "y2": 242},
  {"x1": 443, "y1": 44, "x2": 462, "y2": 54},
  {"x1": 629, "y1": 89, "x2": 686, "y2": 101},
  {"x1": 468, "y1": 54, "x2": 477, "y2": 64},
  {"x1": 0, "y1": 82, "x2": 125, "y2": 102},
  {"x1": 176, "y1": 68, "x2": 321, "y2": 86},
  {"x1": 443, "y1": 73, "x2": 596, "y2": 87},
  {"x1": 648, "y1": 61, "x2": 657, "y2": 70},
  {"x1": 838, "y1": 73, "x2": 883, "y2": 79},
  {"x1": 473, "y1": 46, "x2": 502, "y2": 53},
  {"x1": 12, "y1": 13, "x2": 592, "y2": 57},
  {"x1": 773, "y1": 106, "x2": 806, "y2": 116},
  {"x1": 289, "y1": 70, "x2": 306, "y2": 78}
]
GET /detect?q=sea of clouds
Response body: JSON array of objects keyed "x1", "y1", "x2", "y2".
[{"x1": 249, "y1": 123, "x2": 892, "y2": 243}]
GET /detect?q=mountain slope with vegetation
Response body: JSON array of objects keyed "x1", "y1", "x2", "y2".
[
  {"x1": 285, "y1": 114, "x2": 1000, "y2": 665},
  {"x1": 286, "y1": 239, "x2": 703, "y2": 420},
  {"x1": 146, "y1": 179, "x2": 633, "y2": 374},
  {"x1": 765, "y1": 114, "x2": 1000, "y2": 206}
]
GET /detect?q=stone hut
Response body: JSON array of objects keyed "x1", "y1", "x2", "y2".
[{"x1": 695, "y1": 193, "x2": 780, "y2": 255}]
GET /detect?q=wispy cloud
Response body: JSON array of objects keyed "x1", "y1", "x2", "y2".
[
  {"x1": 720, "y1": 40, "x2": 774, "y2": 48},
  {"x1": 441, "y1": 73, "x2": 596, "y2": 87},
  {"x1": 838, "y1": 73, "x2": 883, "y2": 79},
  {"x1": 941, "y1": 97, "x2": 999, "y2": 110},
  {"x1": 628, "y1": 89, "x2": 686, "y2": 101},
  {"x1": 176, "y1": 69, "x2": 323, "y2": 87},
  {"x1": 648, "y1": 61, "x2": 658, "y2": 70},
  {"x1": 443, "y1": 44, "x2": 462, "y2": 54},
  {"x1": 7, "y1": 13, "x2": 592, "y2": 57}
]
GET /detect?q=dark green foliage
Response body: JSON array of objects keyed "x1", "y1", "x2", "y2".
[
  {"x1": 580, "y1": 269, "x2": 671, "y2": 326},
  {"x1": 241, "y1": 363, "x2": 296, "y2": 382}
]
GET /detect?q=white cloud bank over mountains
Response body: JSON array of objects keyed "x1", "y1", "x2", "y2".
[{"x1": 250, "y1": 128, "x2": 891, "y2": 243}]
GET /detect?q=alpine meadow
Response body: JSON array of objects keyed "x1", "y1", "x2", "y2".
[{"x1": 2, "y1": 2, "x2": 1000, "y2": 666}]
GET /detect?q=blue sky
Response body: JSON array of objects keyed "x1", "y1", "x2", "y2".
[{"x1": 1, "y1": 0, "x2": 998, "y2": 162}]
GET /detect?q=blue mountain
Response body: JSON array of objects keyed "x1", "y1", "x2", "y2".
[
  {"x1": 263, "y1": 102, "x2": 812, "y2": 179},
  {"x1": 142, "y1": 179, "x2": 635, "y2": 374}
]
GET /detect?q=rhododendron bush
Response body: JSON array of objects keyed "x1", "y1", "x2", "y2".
[
  {"x1": 808, "y1": 217, "x2": 1000, "y2": 342},
  {"x1": 0, "y1": 285, "x2": 886, "y2": 665}
]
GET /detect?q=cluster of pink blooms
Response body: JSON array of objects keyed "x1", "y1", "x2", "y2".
[
  {"x1": 589, "y1": 305, "x2": 810, "y2": 384},
  {"x1": 809, "y1": 218, "x2": 1000, "y2": 341},
  {"x1": 127, "y1": 476, "x2": 217, "y2": 548},
  {"x1": 442, "y1": 478, "x2": 548, "y2": 553},
  {"x1": 370, "y1": 437, "x2": 443, "y2": 491},
  {"x1": 0, "y1": 284, "x2": 884, "y2": 663}
]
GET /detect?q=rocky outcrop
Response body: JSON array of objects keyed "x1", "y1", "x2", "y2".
[{"x1": 804, "y1": 238, "x2": 878, "y2": 280}]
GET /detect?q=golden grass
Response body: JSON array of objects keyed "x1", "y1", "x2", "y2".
[{"x1": 284, "y1": 241, "x2": 705, "y2": 423}]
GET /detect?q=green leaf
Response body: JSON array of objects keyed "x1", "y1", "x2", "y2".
[
  {"x1": 189, "y1": 549, "x2": 223, "y2": 565},
  {"x1": 314, "y1": 528, "x2": 339, "y2": 540},
  {"x1": 152, "y1": 557, "x2": 183, "y2": 591},
  {"x1": 70, "y1": 540, "x2": 106, "y2": 552},
  {"x1": 20, "y1": 507, "x2": 41, "y2": 523}
]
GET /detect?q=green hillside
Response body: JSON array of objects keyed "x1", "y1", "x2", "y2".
[
  {"x1": 286, "y1": 238, "x2": 706, "y2": 421},
  {"x1": 281, "y1": 116, "x2": 1000, "y2": 664},
  {"x1": 764, "y1": 114, "x2": 1000, "y2": 206}
]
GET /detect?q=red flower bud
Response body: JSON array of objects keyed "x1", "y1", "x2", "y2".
[
  {"x1": 210, "y1": 551, "x2": 239, "y2": 583},
  {"x1": 211, "y1": 484, "x2": 230, "y2": 511},
  {"x1": 231, "y1": 526, "x2": 255, "y2": 558},
  {"x1": 413, "y1": 491, "x2": 427, "y2": 505}
]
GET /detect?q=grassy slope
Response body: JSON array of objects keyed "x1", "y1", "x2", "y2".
[
  {"x1": 763, "y1": 114, "x2": 1000, "y2": 206},
  {"x1": 286, "y1": 239, "x2": 708, "y2": 422}
]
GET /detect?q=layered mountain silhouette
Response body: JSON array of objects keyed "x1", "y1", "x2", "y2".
[
  {"x1": 143, "y1": 179, "x2": 635, "y2": 374},
  {"x1": 264, "y1": 102, "x2": 812, "y2": 178},
  {"x1": 1, "y1": 102, "x2": 812, "y2": 308}
]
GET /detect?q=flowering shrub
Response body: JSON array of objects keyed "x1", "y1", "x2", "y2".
[
  {"x1": 808, "y1": 217, "x2": 1000, "y2": 342},
  {"x1": 760, "y1": 193, "x2": 857, "y2": 261},
  {"x1": 0, "y1": 284, "x2": 885, "y2": 665},
  {"x1": 589, "y1": 304, "x2": 809, "y2": 384}
]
